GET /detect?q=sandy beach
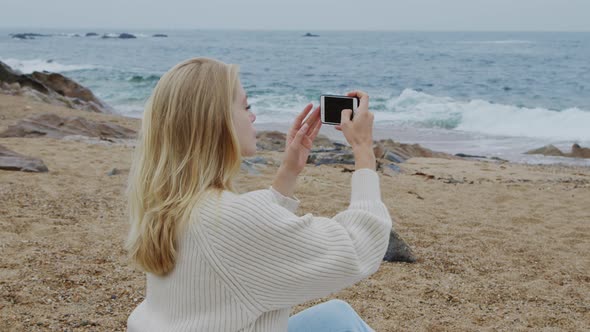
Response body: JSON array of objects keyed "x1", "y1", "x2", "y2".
[{"x1": 1, "y1": 94, "x2": 589, "y2": 331}]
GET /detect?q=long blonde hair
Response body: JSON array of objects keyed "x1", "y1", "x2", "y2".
[{"x1": 126, "y1": 57, "x2": 242, "y2": 275}]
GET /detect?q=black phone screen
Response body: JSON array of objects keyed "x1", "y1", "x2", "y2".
[{"x1": 324, "y1": 96, "x2": 355, "y2": 124}]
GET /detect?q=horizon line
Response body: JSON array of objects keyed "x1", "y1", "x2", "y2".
[{"x1": 1, "y1": 27, "x2": 590, "y2": 33}]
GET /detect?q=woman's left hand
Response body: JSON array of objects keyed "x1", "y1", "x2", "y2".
[
  {"x1": 281, "y1": 103, "x2": 322, "y2": 176},
  {"x1": 272, "y1": 104, "x2": 322, "y2": 198}
]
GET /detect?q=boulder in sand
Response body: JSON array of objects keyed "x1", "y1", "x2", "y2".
[
  {"x1": 0, "y1": 145, "x2": 48, "y2": 172},
  {"x1": 383, "y1": 230, "x2": 416, "y2": 263},
  {"x1": 0, "y1": 113, "x2": 136, "y2": 139},
  {"x1": 525, "y1": 145, "x2": 565, "y2": 157}
]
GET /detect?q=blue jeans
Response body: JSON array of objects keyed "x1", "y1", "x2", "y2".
[{"x1": 288, "y1": 299, "x2": 376, "y2": 332}]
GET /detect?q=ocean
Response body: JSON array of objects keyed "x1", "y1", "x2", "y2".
[{"x1": 1, "y1": 29, "x2": 589, "y2": 165}]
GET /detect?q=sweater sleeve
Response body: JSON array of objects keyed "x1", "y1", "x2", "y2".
[{"x1": 196, "y1": 168, "x2": 392, "y2": 312}]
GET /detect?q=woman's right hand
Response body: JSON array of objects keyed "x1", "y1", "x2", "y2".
[{"x1": 335, "y1": 91, "x2": 376, "y2": 170}]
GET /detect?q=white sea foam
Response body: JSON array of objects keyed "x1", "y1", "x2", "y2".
[
  {"x1": 377, "y1": 89, "x2": 590, "y2": 141},
  {"x1": 1, "y1": 58, "x2": 97, "y2": 74},
  {"x1": 457, "y1": 40, "x2": 534, "y2": 44}
]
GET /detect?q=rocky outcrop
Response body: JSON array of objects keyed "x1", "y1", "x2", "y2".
[
  {"x1": 10, "y1": 33, "x2": 51, "y2": 40},
  {"x1": 525, "y1": 144, "x2": 590, "y2": 159},
  {"x1": 101, "y1": 33, "x2": 137, "y2": 39},
  {"x1": 0, "y1": 113, "x2": 136, "y2": 139},
  {"x1": 0, "y1": 145, "x2": 48, "y2": 172},
  {"x1": 152, "y1": 34, "x2": 168, "y2": 38},
  {"x1": 31, "y1": 71, "x2": 113, "y2": 113},
  {"x1": 0, "y1": 61, "x2": 113, "y2": 113}
]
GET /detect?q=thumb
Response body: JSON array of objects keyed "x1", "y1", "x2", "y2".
[{"x1": 341, "y1": 109, "x2": 352, "y2": 126}]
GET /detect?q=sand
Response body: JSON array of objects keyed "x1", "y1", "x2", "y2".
[{"x1": 1, "y1": 94, "x2": 589, "y2": 331}]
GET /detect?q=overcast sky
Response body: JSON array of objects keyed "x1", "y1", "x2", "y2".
[{"x1": 1, "y1": 0, "x2": 589, "y2": 31}]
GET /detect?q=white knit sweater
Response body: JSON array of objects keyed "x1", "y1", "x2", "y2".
[{"x1": 127, "y1": 168, "x2": 392, "y2": 332}]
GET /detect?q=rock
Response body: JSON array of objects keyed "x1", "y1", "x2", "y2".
[
  {"x1": 303, "y1": 32, "x2": 319, "y2": 37},
  {"x1": 118, "y1": 33, "x2": 137, "y2": 39},
  {"x1": 0, "y1": 113, "x2": 137, "y2": 139},
  {"x1": 107, "y1": 168, "x2": 119, "y2": 176},
  {"x1": 525, "y1": 145, "x2": 565, "y2": 157},
  {"x1": 152, "y1": 34, "x2": 168, "y2": 37},
  {"x1": 256, "y1": 131, "x2": 287, "y2": 151},
  {"x1": 382, "y1": 163, "x2": 402, "y2": 177},
  {"x1": 240, "y1": 160, "x2": 261, "y2": 175},
  {"x1": 31, "y1": 71, "x2": 113, "y2": 113},
  {"x1": 456, "y1": 153, "x2": 487, "y2": 159},
  {"x1": 244, "y1": 156, "x2": 269, "y2": 165},
  {"x1": 0, "y1": 61, "x2": 50, "y2": 94},
  {"x1": 1, "y1": 61, "x2": 113, "y2": 113},
  {"x1": 85, "y1": 32, "x2": 99, "y2": 37},
  {"x1": 311, "y1": 134, "x2": 334, "y2": 149},
  {"x1": 10, "y1": 33, "x2": 50, "y2": 40},
  {"x1": 378, "y1": 138, "x2": 457, "y2": 160},
  {"x1": 0, "y1": 145, "x2": 48, "y2": 172},
  {"x1": 570, "y1": 144, "x2": 590, "y2": 158},
  {"x1": 308, "y1": 151, "x2": 355, "y2": 165},
  {"x1": 383, "y1": 230, "x2": 416, "y2": 263},
  {"x1": 384, "y1": 151, "x2": 405, "y2": 163}
]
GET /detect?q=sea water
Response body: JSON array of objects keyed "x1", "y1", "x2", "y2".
[{"x1": 1, "y1": 29, "x2": 589, "y2": 165}]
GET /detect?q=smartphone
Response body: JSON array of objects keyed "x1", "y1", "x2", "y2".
[{"x1": 320, "y1": 95, "x2": 359, "y2": 125}]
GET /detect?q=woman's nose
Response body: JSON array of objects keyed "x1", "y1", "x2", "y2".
[{"x1": 250, "y1": 112, "x2": 256, "y2": 123}]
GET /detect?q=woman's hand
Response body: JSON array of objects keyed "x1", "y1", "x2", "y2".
[
  {"x1": 272, "y1": 104, "x2": 322, "y2": 198},
  {"x1": 335, "y1": 91, "x2": 376, "y2": 170}
]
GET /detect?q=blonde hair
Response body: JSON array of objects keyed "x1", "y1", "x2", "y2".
[{"x1": 126, "y1": 57, "x2": 242, "y2": 275}]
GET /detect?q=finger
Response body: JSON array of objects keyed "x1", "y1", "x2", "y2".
[
  {"x1": 303, "y1": 106, "x2": 321, "y2": 126},
  {"x1": 309, "y1": 115, "x2": 322, "y2": 139},
  {"x1": 346, "y1": 90, "x2": 369, "y2": 112},
  {"x1": 334, "y1": 125, "x2": 342, "y2": 131},
  {"x1": 295, "y1": 103, "x2": 314, "y2": 127},
  {"x1": 341, "y1": 109, "x2": 353, "y2": 126},
  {"x1": 293, "y1": 122, "x2": 310, "y2": 145}
]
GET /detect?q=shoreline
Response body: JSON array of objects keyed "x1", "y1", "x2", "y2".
[{"x1": 255, "y1": 122, "x2": 590, "y2": 167}]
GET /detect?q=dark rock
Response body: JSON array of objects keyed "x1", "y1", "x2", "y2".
[
  {"x1": 152, "y1": 34, "x2": 168, "y2": 38},
  {"x1": 10, "y1": 33, "x2": 50, "y2": 40},
  {"x1": 383, "y1": 230, "x2": 416, "y2": 263},
  {"x1": 384, "y1": 151, "x2": 405, "y2": 163},
  {"x1": 455, "y1": 153, "x2": 487, "y2": 159},
  {"x1": 303, "y1": 32, "x2": 319, "y2": 37},
  {"x1": 382, "y1": 163, "x2": 402, "y2": 177},
  {"x1": 101, "y1": 33, "x2": 137, "y2": 39},
  {"x1": 118, "y1": 33, "x2": 137, "y2": 39},
  {"x1": 0, "y1": 61, "x2": 50, "y2": 93},
  {"x1": 0, "y1": 145, "x2": 48, "y2": 172},
  {"x1": 525, "y1": 145, "x2": 565, "y2": 157},
  {"x1": 85, "y1": 32, "x2": 99, "y2": 37},
  {"x1": 308, "y1": 151, "x2": 355, "y2": 165},
  {"x1": 0, "y1": 113, "x2": 136, "y2": 139},
  {"x1": 107, "y1": 168, "x2": 119, "y2": 176}
]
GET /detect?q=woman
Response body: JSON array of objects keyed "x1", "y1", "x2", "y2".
[{"x1": 126, "y1": 57, "x2": 392, "y2": 331}]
